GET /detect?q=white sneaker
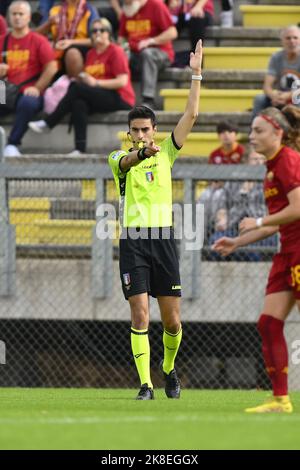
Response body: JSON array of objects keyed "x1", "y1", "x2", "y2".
[
  {"x1": 28, "y1": 120, "x2": 49, "y2": 134},
  {"x1": 220, "y1": 10, "x2": 233, "y2": 27},
  {"x1": 67, "y1": 150, "x2": 84, "y2": 156},
  {"x1": 4, "y1": 145, "x2": 22, "y2": 157}
]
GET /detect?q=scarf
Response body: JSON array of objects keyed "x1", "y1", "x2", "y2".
[{"x1": 57, "y1": 0, "x2": 87, "y2": 41}]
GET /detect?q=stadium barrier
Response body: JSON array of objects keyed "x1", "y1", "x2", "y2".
[{"x1": 0, "y1": 152, "x2": 299, "y2": 390}]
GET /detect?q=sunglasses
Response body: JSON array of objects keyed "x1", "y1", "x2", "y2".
[{"x1": 92, "y1": 28, "x2": 109, "y2": 34}]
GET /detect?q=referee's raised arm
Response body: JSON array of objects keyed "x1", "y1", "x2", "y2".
[{"x1": 173, "y1": 39, "x2": 203, "y2": 149}]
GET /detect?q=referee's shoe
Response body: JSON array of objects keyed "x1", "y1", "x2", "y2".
[
  {"x1": 136, "y1": 384, "x2": 154, "y2": 400},
  {"x1": 161, "y1": 362, "x2": 181, "y2": 399}
]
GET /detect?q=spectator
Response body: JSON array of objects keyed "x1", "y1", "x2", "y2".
[
  {"x1": 209, "y1": 150, "x2": 278, "y2": 260},
  {"x1": 0, "y1": 15, "x2": 7, "y2": 35},
  {"x1": 220, "y1": 0, "x2": 233, "y2": 28},
  {"x1": 165, "y1": 0, "x2": 214, "y2": 67},
  {"x1": 0, "y1": 0, "x2": 57, "y2": 157},
  {"x1": 0, "y1": 1, "x2": 13, "y2": 17},
  {"x1": 36, "y1": 0, "x2": 99, "y2": 78},
  {"x1": 28, "y1": 18, "x2": 135, "y2": 155},
  {"x1": 209, "y1": 121, "x2": 245, "y2": 164},
  {"x1": 119, "y1": 0, "x2": 177, "y2": 109},
  {"x1": 252, "y1": 25, "x2": 300, "y2": 118}
]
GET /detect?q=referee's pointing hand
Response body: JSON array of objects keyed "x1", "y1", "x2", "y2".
[{"x1": 142, "y1": 141, "x2": 161, "y2": 158}]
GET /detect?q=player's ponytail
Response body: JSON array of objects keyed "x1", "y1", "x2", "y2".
[{"x1": 281, "y1": 105, "x2": 300, "y2": 152}]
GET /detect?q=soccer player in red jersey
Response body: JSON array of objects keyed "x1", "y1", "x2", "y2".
[{"x1": 213, "y1": 105, "x2": 300, "y2": 413}]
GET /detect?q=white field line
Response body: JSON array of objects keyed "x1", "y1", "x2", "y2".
[{"x1": 0, "y1": 414, "x2": 299, "y2": 425}]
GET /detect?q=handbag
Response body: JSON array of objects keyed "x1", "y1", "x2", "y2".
[
  {"x1": 1, "y1": 34, "x2": 40, "y2": 110},
  {"x1": 43, "y1": 74, "x2": 71, "y2": 114}
]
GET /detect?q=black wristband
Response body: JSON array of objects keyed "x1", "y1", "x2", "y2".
[{"x1": 137, "y1": 147, "x2": 148, "y2": 160}]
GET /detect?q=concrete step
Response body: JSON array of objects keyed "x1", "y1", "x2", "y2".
[
  {"x1": 179, "y1": 26, "x2": 281, "y2": 48},
  {"x1": 204, "y1": 46, "x2": 280, "y2": 70},
  {"x1": 240, "y1": 5, "x2": 300, "y2": 28},
  {"x1": 160, "y1": 89, "x2": 259, "y2": 113},
  {"x1": 2, "y1": 111, "x2": 252, "y2": 154},
  {"x1": 117, "y1": 131, "x2": 247, "y2": 158}
]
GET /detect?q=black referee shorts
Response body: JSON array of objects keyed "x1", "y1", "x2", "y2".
[{"x1": 119, "y1": 227, "x2": 181, "y2": 300}]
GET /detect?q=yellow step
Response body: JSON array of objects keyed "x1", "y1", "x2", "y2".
[
  {"x1": 82, "y1": 179, "x2": 207, "y2": 202},
  {"x1": 9, "y1": 197, "x2": 50, "y2": 224},
  {"x1": 204, "y1": 47, "x2": 280, "y2": 70},
  {"x1": 34, "y1": 219, "x2": 119, "y2": 246},
  {"x1": 240, "y1": 5, "x2": 300, "y2": 28},
  {"x1": 118, "y1": 131, "x2": 246, "y2": 157},
  {"x1": 81, "y1": 180, "x2": 117, "y2": 201},
  {"x1": 36, "y1": 220, "x2": 95, "y2": 245},
  {"x1": 15, "y1": 225, "x2": 43, "y2": 245},
  {"x1": 160, "y1": 89, "x2": 259, "y2": 112}
]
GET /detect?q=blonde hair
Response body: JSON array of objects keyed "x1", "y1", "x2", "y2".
[{"x1": 90, "y1": 18, "x2": 113, "y2": 39}]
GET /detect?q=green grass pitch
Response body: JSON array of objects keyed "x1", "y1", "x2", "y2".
[{"x1": 0, "y1": 388, "x2": 300, "y2": 450}]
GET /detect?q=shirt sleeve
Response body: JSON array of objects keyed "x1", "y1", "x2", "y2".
[
  {"x1": 277, "y1": 153, "x2": 300, "y2": 195},
  {"x1": 37, "y1": 34, "x2": 56, "y2": 66},
  {"x1": 119, "y1": 14, "x2": 126, "y2": 38},
  {"x1": 267, "y1": 51, "x2": 281, "y2": 77},
  {"x1": 155, "y1": 1, "x2": 175, "y2": 31},
  {"x1": 160, "y1": 134, "x2": 181, "y2": 168},
  {"x1": 0, "y1": 16, "x2": 7, "y2": 36},
  {"x1": 108, "y1": 149, "x2": 128, "y2": 179},
  {"x1": 110, "y1": 46, "x2": 130, "y2": 76}
]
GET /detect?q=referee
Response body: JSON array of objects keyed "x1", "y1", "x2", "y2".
[{"x1": 109, "y1": 40, "x2": 203, "y2": 400}]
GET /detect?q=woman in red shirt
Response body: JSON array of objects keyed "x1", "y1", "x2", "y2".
[
  {"x1": 29, "y1": 18, "x2": 135, "y2": 154},
  {"x1": 213, "y1": 105, "x2": 300, "y2": 414}
]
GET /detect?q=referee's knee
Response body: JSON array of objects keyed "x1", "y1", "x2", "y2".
[{"x1": 163, "y1": 319, "x2": 181, "y2": 335}]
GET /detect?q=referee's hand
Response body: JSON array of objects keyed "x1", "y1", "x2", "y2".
[{"x1": 142, "y1": 141, "x2": 160, "y2": 158}]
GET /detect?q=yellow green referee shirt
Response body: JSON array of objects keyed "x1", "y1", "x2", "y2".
[{"x1": 108, "y1": 134, "x2": 181, "y2": 228}]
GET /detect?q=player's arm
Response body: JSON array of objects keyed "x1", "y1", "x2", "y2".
[
  {"x1": 212, "y1": 225, "x2": 279, "y2": 257},
  {"x1": 263, "y1": 74, "x2": 277, "y2": 100},
  {"x1": 239, "y1": 187, "x2": 300, "y2": 234},
  {"x1": 33, "y1": 60, "x2": 58, "y2": 93},
  {"x1": 120, "y1": 142, "x2": 161, "y2": 172},
  {"x1": 173, "y1": 40, "x2": 202, "y2": 148}
]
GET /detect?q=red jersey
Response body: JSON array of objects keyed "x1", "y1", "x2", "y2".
[
  {"x1": 209, "y1": 144, "x2": 244, "y2": 164},
  {"x1": 264, "y1": 146, "x2": 300, "y2": 253},
  {"x1": 0, "y1": 31, "x2": 55, "y2": 92},
  {"x1": 0, "y1": 15, "x2": 7, "y2": 36},
  {"x1": 84, "y1": 43, "x2": 135, "y2": 107},
  {"x1": 119, "y1": 0, "x2": 174, "y2": 62}
]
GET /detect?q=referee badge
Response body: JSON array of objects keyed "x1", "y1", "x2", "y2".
[{"x1": 146, "y1": 171, "x2": 154, "y2": 182}]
